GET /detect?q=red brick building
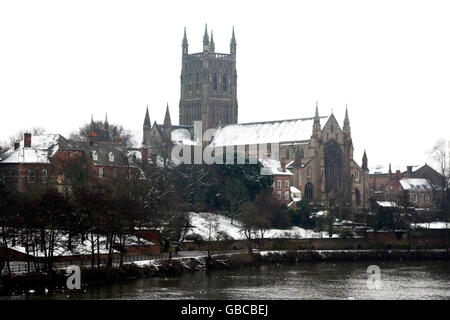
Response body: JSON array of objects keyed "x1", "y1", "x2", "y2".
[{"x1": 0, "y1": 133, "x2": 133, "y2": 192}]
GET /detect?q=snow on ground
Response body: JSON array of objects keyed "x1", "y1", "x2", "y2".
[
  {"x1": 188, "y1": 212, "x2": 335, "y2": 240},
  {"x1": 412, "y1": 222, "x2": 449, "y2": 229}
]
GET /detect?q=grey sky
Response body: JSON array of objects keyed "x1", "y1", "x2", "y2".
[{"x1": 0, "y1": 0, "x2": 449, "y2": 170}]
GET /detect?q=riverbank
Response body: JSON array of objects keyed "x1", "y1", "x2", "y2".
[{"x1": 1, "y1": 249, "x2": 449, "y2": 296}]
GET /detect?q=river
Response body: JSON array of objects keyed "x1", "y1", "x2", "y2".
[{"x1": 6, "y1": 260, "x2": 450, "y2": 300}]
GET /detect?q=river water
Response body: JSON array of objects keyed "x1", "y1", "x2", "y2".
[{"x1": 8, "y1": 260, "x2": 450, "y2": 300}]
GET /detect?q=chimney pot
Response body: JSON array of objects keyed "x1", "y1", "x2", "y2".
[
  {"x1": 24, "y1": 133, "x2": 31, "y2": 148},
  {"x1": 281, "y1": 157, "x2": 286, "y2": 172}
]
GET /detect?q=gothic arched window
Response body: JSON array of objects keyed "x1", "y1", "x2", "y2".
[
  {"x1": 213, "y1": 73, "x2": 217, "y2": 91},
  {"x1": 305, "y1": 182, "x2": 314, "y2": 200},
  {"x1": 324, "y1": 139, "x2": 342, "y2": 194},
  {"x1": 223, "y1": 74, "x2": 227, "y2": 91},
  {"x1": 355, "y1": 188, "x2": 361, "y2": 206}
]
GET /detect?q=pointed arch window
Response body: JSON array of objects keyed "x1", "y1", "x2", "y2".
[
  {"x1": 355, "y1": 188, "x2": 361, "y2": 206},
  {"x1": 92, "y1": 151, "x2": 98, "y2": 161},
  {"x1": 213, "y1": 73, "x2": 217, "y2": 91},
  {"x1": 305, "y1": 182, "x2": 314, "y2": 200},
  {"x1": 108, "y1": 152, "x2": 114, "y2": 162},
  {"x1": 223, "y1": 74, "x2": 227, "y2": 91}
]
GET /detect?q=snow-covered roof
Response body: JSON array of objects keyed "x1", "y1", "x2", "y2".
[
  {"x1": 259, "y1": 159, "x2": 293, "y2": 176},
  {"x1": 290, "y1": 186, "x2": 301, "y2": 194},
  {"x1": 0, "y1": 134, "x2": 62, "y2": 164},
  {"x1": 377, "y1": 201, "x2": 399, "y2": 208},
  {"x1": 400, "y1": 178, "x2": 433, "y2": 191},
  {"x1": 210, "y1": 116, "x2": 328, "y2": 147},
  {"x1": 171, "y1": 128, "x2": 198, "y2": 145}
]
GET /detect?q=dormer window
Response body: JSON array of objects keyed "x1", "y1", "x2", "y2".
[
  {"x1": 108, "y1": 152, "x2": 114, "y2": 162},
  {"x1": 92, "y1": 151, "x2": 98, "y2": 161}
]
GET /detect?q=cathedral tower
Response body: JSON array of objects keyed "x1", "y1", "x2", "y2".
[{"x1": 179, "y1": 25, "x2": 238, "y2": 131}]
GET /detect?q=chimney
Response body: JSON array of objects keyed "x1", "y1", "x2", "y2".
[
  {"x1": 14, "y1": 142, "x2": 20, "y2": 150},
  {"x1": 407, "y1": 166, "x2": 413, "y2": 176},
  {"x1": 141, "y1": 147, "x2": 148, "y2": 164},
  {"x1": 24, "y1": 133, "x2": 31, "y2": 148},
  {"x1": 281, "y1": 157, "x2": 286, "y2": 172},
  {"x1": 88, "y1": 131, "x2": 97, "y2": 145}
]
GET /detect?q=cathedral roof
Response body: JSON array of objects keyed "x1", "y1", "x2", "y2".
[{"x1": 210, "y1": 116, "x2": 328, "y2": 147}]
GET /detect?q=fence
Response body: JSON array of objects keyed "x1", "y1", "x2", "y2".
[{"x1": 1, "y1": 253, "x2": 163, "y2": 275}]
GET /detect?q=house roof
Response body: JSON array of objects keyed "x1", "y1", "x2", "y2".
[
  {"x1": 0, "y1": 134, "x2": 62, "y2": 164},
  {"x1": 399, "y1": 178, "x2": 433, "y2": 191}
]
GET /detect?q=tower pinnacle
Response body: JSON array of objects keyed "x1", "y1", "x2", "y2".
[
  {"x1": 343, "y1": 105, "x2": 351, "y2": 133},
  {"x1": 203, "y1": 24, "x2": 209, "y2": 50}
]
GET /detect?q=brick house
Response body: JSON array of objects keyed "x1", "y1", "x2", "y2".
[
  {"x1": 369, "y1": 163, "x2": 442, "y2": 206},
  {"x1": 399, "y1": 178, "x2": 435, "y2": 208},
  {"x1": 0, "y1": 133, "x2": 133, "y2": 192}
]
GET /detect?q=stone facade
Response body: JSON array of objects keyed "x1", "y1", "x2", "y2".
[
  {"x1": 179, "y1": 25, "x2": 238, "y2": 132},
  {"x1": 143, "y1": 27, "x2": 370, "y2": 210}
]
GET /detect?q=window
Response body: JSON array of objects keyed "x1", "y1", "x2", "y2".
[
  {"x1": 213, "y1": 73, "x2": 217, "y2": 91},
  {"x1": 223, "y1": 74, "x2": 227, "y2": 91},
  {"x1": 92, "y1": 151, "x2": 98, "y2": 161},
  {"x1": 277, "y1": 191, "x2": 281, "y2": 200},
  {"x1": 419, "y1": 194, "x2": 423, "y2": 203},
  {"x1": 196, "y1": 73, "x2": 199, "y2": 90},
  {"x1": 277, "y1": 180, "x2": 282, "y2": 190},
  {"x1": 413, "y1": 194, "x2": 417, "y2": 202},
  {"x1": 285, "y1": 191, "x2": 289, "y2": 201},
  {"x1": 285, "y1": 180, "x2": 289, "y2": 189},
  {"x1": 108, "y1": 152, "x2": 114, "y2": 162},
  {"x1": 305, "y1": 182, "x2": 314, "y2": 200},
  {"x1": 426, "y1": 194, "x2": 430, "y2": 202},
  {"x1": 27, "y1": 170, "x2": 35, "y2": 183},
  {"x1": 42, "y1": 170, "x2": 47, "y2": 183},
  {"x1": 354, "y1": 170, "x2": 359, "y2": 180},
  {"x1": 99, "y1": 167, "x2": 104, "y2": 177},
  {"x1": 355, "y1": 188, "x2": 361, "y2": 206}
]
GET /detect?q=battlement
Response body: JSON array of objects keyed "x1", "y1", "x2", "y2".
[{"x1": 186, "y1": 52, "x2": 233, "y2": 61}]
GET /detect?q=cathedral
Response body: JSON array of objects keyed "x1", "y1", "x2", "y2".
[{"x1": 142, "y1": 26, "x2": 370, "y2": 210}]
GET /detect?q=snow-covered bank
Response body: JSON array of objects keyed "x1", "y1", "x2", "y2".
[{"x1": 187, "y1": 212, "x2": 336, "y2": 240}]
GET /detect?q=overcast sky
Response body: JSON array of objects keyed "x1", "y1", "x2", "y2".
[{"x1": 0, "y1": 0, "x2": 449, "y2": 170}]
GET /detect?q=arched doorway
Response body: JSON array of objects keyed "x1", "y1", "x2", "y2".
[{"x1": 305, "y1": 182, "x2": 314, "y2": 200}]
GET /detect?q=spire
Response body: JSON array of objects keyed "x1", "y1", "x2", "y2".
[
  {"x1": 90, "y1": 114, "x2": 94, "y2": 131},
  {"x1": 203, "y1": 24, "x2": 209, "y2": 49},
  {"x1": 362, "y1": 150, "x2": 368, "y2": 170},
  {"x1": 182, "y1": 27, "x2": 188, "y2": 55},
  {"x1": 209, "y1": 30, "x2": 215, "y2": 52},
  {"x1": 164, "y1": 103, "x2": 172, "y2": 126},
  {"x1": 143, "y1": 105, "x2": 151, "y2": 128},
  {"x1": 343, "y1": 104, "x2": 350, "y2": 133},
  {"x1": 105, "y1": 113, "x2": 109, "y2": 125},
  {"x1": 231, "y1": 26, "x2": 236, "y2": 45},
  {"x1": 313, "y1": 101, "x2": 321, "y2": 134},
  {"x1": 230, "y1": 26, "x2": 236, "y2": 55},
  {"x1": 183, "y1": 27, "x2": 188, "y2": 45}
]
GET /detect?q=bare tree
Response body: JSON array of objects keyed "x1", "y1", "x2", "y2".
[
  {"x1": 429, "y1": 139, "x2": 449, "y2": 191},
  {"x1": 224, "y1": 177, "x2": 248, "y2": 225}
]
